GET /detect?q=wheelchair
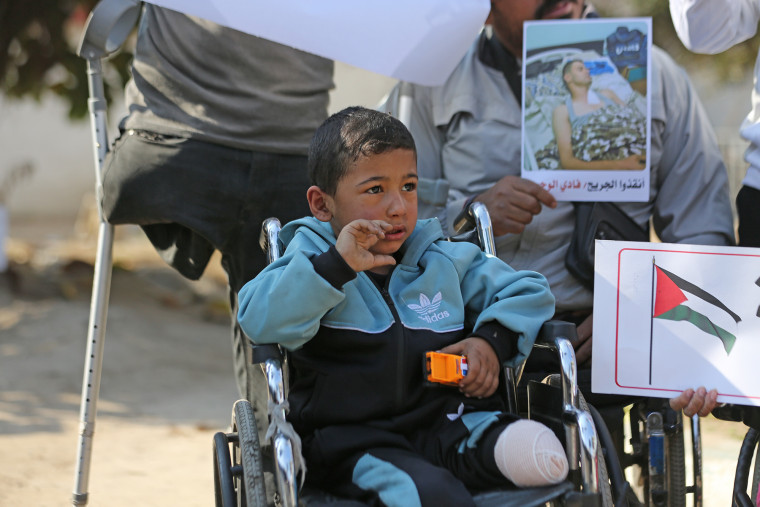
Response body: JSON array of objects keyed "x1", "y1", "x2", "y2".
[{"x1": 212, "y1": 202, "x2": 610, "y2": 506}]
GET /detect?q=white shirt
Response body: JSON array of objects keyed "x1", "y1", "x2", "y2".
[{"x1": 670, "y1": 0, "x2": 760, "y2": 189}]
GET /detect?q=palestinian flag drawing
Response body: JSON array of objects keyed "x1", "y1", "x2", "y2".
[{"x1": 648, "y1": 260, "x2": 741, "y2": 384}]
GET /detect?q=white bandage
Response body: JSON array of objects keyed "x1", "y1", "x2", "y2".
[{"x1": 493, "y1": 419, "x2": 569, "y2": 487}]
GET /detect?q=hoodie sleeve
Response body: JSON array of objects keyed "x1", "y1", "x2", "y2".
[
  {"x1": 457, "y1": 246, "x2": 556, "y2": 368},
  {"x1": 237, "y1": 239, "x2": 355, "y2": 351}
]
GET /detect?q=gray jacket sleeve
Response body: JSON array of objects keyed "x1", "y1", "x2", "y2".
[{"x1": 647, "y1": 48, "x2": 736, "y2": 247}]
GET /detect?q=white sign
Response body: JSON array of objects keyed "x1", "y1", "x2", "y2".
[
  {"x1": 592, "y1": 240, "x2": 760, "y2": 406},
  {"x1": 146, "y1": 0, "x2": 490, "y2": 86},
  {"x1": 521, "y1": 18, "x2": 652, "y2": 201}
]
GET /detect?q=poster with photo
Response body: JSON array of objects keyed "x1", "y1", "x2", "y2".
[
  {"x1": 592, "y1": 240, "x2": 760, "y2": 407},
  {"x1": 521, "y1": 18, "x2": 652, "y2": 201}
]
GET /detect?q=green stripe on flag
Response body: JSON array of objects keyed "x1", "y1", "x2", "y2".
[{"x1": 656, "y1": 304, "x2": 736, "y2": 354}]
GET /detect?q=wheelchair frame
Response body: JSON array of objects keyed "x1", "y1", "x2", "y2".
[{"x1": 213, "y1": 204, "x2": 604, "y2": 507}]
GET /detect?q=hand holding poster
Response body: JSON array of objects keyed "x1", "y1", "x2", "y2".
[
  {"x1": 521, "y1": 18, "x2": 652, "y2": 201},
  {"x1": 592, "y1": 240, "x2": 760, "y2": 407}
]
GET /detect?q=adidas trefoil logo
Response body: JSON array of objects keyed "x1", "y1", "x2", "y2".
[{"x1": 407, "y1": 292, "x2": 450, "y2": 324}]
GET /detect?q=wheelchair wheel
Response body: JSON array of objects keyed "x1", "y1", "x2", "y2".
[
  {"x1": 752, "y1": 441, "x2": 760, "y2": 503},
  {"x1": 665, "y1": 428, "x2": 686, "y2": 507},
  {"x1": 578, "y1": 391, "x2": 614, "y2": 507},
  {"x1": 213, "y1": 431, "x2": 237, "y2": 507},
  {"x1": 232, "y1": 399, "x2": 268, "y2": 507}
]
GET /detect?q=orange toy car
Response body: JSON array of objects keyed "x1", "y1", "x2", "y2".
[{"x1": 425, "y1": 351, "x2": 468, "y2": 386}]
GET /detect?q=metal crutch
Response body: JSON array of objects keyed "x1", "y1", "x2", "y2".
[{"x1": 71, "y1": 1, "x2": 141, "y2": 505}]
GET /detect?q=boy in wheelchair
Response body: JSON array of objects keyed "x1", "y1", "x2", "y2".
[{"x1": 237, "y1": 106, "x2": 570, "y2": 505}]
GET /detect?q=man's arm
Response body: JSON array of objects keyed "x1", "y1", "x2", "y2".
[{"x1": 650, "y1": 48, "x2": 735, "y2": 246}]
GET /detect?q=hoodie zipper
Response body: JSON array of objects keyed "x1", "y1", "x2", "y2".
[{"x1": 370, "y1": 271, "x2": 406, "y2": 412}]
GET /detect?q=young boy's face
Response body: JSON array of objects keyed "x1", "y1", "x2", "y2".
[{"x1": 328, "y1": 148, "x2": 418, "y2": 255}]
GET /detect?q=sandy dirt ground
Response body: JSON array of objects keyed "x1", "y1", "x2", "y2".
[
  {"x1": 0, "y1": 219, "x2": 752, "y2": 506},
  {"x1": 1, "y1": 221, "x2": 240, "y2": 506}
]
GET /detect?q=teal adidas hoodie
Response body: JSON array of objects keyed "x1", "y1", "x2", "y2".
[{"x1": 237, "y1": 217, "x2": 554, "y2": 436}]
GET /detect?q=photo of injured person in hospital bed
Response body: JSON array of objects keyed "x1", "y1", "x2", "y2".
[{"x1": 521, "y1": 18, "x2": 651, "y2": 202}]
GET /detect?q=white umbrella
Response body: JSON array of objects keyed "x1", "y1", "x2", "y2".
[{"x1": 147, "y1": 0, "x2": 489, "y2": 86}]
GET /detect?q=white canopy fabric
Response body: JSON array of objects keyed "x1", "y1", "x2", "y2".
[{"x1": 146, "y1": 0, "x2": 490, "y2": 86}]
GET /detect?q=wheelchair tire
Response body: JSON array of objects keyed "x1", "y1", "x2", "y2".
[
  {"x1": 665, "y1": 422, "x2": 686, "y2": 507},
  {"x1": 213, "y1": 431, "x2": 237, "y2": 507},
  {"x1": 752, "y1": 439, "x2": 760, "y2": 504},
  {"x1": 578, "y1": 391, "x2": 615, "y2": 507},
  {"x1": 232, "y1": 399, "x2": 267, "y2": 507}
]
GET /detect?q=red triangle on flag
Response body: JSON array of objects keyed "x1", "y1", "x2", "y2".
[{"x1": 653, "y1": 265, "x2": 688, "y2": 317}]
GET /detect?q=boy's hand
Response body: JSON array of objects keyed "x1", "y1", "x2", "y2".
[
  {"x1": 336, "y1": 219, "x2": 396, "y2": 272},
  {"x1": 670, "y1": 386, "x2": 719, "y2": 417},
  {"x1": 439, "y1": 337, "x2": 500, "y2": 398}
]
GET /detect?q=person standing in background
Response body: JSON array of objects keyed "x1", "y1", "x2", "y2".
[
  {"x1": 100, "y1": 5, "x2": 334, "y2": 416},
  {"x1": 670, "y1": 0, "x2": 760, "y2": 247}
]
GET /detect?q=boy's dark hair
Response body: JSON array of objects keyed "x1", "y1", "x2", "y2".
[{"x1": 308, "y1": 106, "x2": 416, "y2": 196}]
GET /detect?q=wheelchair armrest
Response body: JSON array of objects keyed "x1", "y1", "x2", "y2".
[
  {"x1": 452, "y1": 201, "x2": 496, "y2": 256},
  {"x1": 251, "y1": 343, "x2": 283, "y2": 364},
  {"x1": 447, "y1": 229, "x2": 480, "y2": 246},
  {"x1": 535, "y1": 320, "x2": 580, "y2": 409},
  {"x1": 537, "y1": 320, "x2": 579, "y2": 347}
]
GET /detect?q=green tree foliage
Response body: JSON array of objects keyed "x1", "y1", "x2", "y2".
[{"x1": 0, "y1": 0, "x2": 134, "y2": 120}]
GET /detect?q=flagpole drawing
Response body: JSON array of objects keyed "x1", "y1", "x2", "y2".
[{"x1": 649, "y1": 256, "x2": 656, "y2": 384}]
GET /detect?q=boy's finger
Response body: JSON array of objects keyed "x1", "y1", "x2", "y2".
[
  {"x1": 669, "y1": 389, "x2": 693, "y2": 412},
  {"x1": 373, "y1": 255, "x2": 396, "y2": 267},
  {"x1": 684, "y1": 387, "x2": 706, "y2": 417},
  {"x1": 464, "y1": 370, "x2": 496, "y2": 398},
  {"x1": 698, "y1": 389, "x2": 719, "y2": 417},
  {"x1": 439, "y1": 342, "x2": 465, "y2": 355},
  {"x1": 370, "y1": 220, "x2": 393, "y2": 231},
  {"x1": 458, "y1": 356, "x2": 481, "y2": 391}
]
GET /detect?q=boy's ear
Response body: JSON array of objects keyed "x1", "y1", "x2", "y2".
[{"x1": 307, "y1": 185, "x2": 333, "y2": 222}]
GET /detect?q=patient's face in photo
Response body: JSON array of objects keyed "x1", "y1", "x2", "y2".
[
  {"x1": 327, "y1": 148, "x2": 418, "y2": 256},
  {"x1": 563, "y1": 60, "x2": 592, "y2": 89}
]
